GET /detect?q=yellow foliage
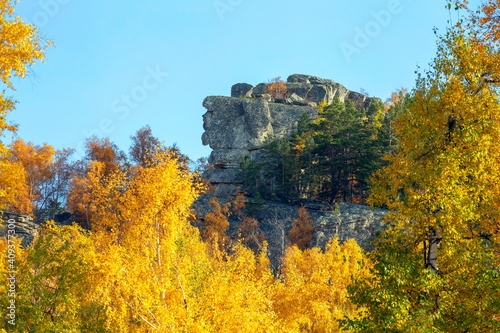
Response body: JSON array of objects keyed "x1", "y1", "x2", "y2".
[
  {"x1": 0, "y1": 159, "x2": 33, "y2": 214},
  {"x1": 0, "y1": 0, "x2": 50, "y2": 89},
  {"x1": 0, "y1": 145, "x2": 374, "y2": 331},
  {"x1": 360, "y1": 3, "x2": 500, "y2": 330},
  {"x1": 274, "y1": 238, "x2": 372, "y2": 332},
  {"x1": 0, "y1": 0, "x2": 51, "y2": 215}
]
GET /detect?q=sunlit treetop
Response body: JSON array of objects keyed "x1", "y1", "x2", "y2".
[{"x1": 0, "y1": 0, "x2": 51, "y2": 90}]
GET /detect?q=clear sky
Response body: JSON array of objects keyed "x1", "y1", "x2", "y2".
[{"x1": 6, "y1": 0, "x2": 482, "y2": 161}]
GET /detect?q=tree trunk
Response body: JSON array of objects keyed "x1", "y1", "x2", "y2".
[{"x1": 426, "y1": 226, "x2": 441, "y2": 272}]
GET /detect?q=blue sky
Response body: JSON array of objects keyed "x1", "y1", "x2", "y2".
[{"x1": 6, "y1": 0, "x2": 481, "y2": 161}]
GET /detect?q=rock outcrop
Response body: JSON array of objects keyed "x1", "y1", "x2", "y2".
[
  {"x1": 202, "y1": 74, "x2": 376, "y2": 193},
  {"x1": 0, "y1": 211, "x2": 39, "y2": 246},
  {"x1": 199, "y1": 74, "x2": 388, "y2": 254},
  {"x1": 201, "y1": 96, "x2": 317, "y2": 186},
  {"x1": 0, "y1": 210, "x2": 73, "y2": 247}
]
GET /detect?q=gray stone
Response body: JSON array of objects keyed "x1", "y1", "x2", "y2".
[
  {"x1": 348, "y1": 91, "x2": 371, "y2": 109},
  {"x1": 231, "y1": 83, "x2": 254, "y2": 98},
  {"x1": 285, "y1": 74, "x2": 367, "y2": 106},
  {"x1": 0, "y1": 211, "x2": 39, "y2": 247},
  {"x1": 287, "y1": 74, "x2": 338, "y2": 86},
  {"x1": 268, "y1": 103, "x2": 316, "y2": 138},
  {"x1": 285, "y1": 82, "x2": 315, "y2": 101},
  {"x1": 287, "y1": 93, "x2": 310, "y2": 106},
  {"x1": 200, "y1": 75, "x2": 378, "y2": 186},
  {"x1": 243, "y1": 201, "x2": 388, "y2": 264},
  {"x1": 203, "y1": 169, "x2": 241, "y2": 184},
  {"x1": 287, "y1": 74, "x2": 312, "y2": 83},
  {"x1": 201, "y1": 95, "x2": 317, "y2": 182},
  {"x1": 252, "y1": 83, "x2": 269, "y2": 96},
  {"x1": 208, "y1": 149, "x2": 249, "y2": 168},
  {"x1": 311, "y1": 203, "x2": 388, "y2": 251},
  {"x1": 241, "y1": 98, "x2": 273, "y2": 142}
]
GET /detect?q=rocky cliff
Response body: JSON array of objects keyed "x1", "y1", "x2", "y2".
[
  {"x1": 199, "y1": 74, "x2": 388, "y2": 253},
  {"x1": 202, "y1": 74, "x2": 375, "y2": 194}
]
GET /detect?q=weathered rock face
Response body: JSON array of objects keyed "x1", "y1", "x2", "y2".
[
  {"x1": 202, "y1": 96, "x2": 316, "y2": 182},
  {"x1": 194, "y1": 194, "x2": 388, "y2": 265},
  {"x1": 0, "y1": 211, "x2": 39, "y2": 246},
  {"x1": 199, "y1": 74, "x2": 387, "y2": 254},
  {"x1": 311, "y1": 203, "x2": 388, "y2": 250},
  {"x1": 201, "y1": 74, "x2": 376, "y2": 189}
]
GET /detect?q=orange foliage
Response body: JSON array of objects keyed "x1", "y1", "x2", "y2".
[
  {"x1": 0, "y1": 139, "x2": 56, "y2": 215},
  {"x1": 201, "y1": 197, "x2": 231, "y2": 251},
  {"x1": 0, "y1": 158, "x2": 32, "y2": 214},
  {"x1": 231, "y1": 191, "x2": 247, "y2": 216},
  {"x1": 0, "y1": 0, "x2": 51, "y2": 215},
  {"x1": 265, "y1": 77, "x2": 288, "y2": 99},
  {"x1": 67, "y1": 137, "x2": 125, "y2": 227},
  {"x1": 8, "y1": 138, "x2": 55, "y2": 200},
  {"x1": 0, "y1": 95, "x2": 16, "y2": 149},
  {"x1": 129, "y1": 125, "x2": 169, "y2": 167},
  {"x1": 478, "y1": 0, "x2": 500, "y2": 42},
  {"x1": 84, "y1": 136, "x2": 125, "y2": 176},
  {"x1": 289, "y1": 205, "x2": 315, "y2": 250},
  {"x1": 0, "y1": 0, "x2": 51, "y2": 89},
  {"x1": 384, "y1": 88, "x2": 408, "y2": 111}
]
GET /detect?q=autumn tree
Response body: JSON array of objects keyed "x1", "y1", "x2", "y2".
[
  {"x1": 83, "y1": 136, "x2": 126, "y2": 176},
  {"x1": 200, "y1": 197, "x2": 231, "y2": 252},
  {"x1": 129, "y1": 125, "x2": 163, "y2": 166},
  {"x1": 237, "y1": 216, "x2": 265, "y2": 252},
  {"x1": 79, "y1": 149, "x2": 207, "y2": 330},
  {"x1": 83, "y1": 148, "x2": 284, "y2": 332},
  {"x1": 461, "y1": 0, "x2": 500, "y2": 43},
  {"x1": 0, "y1": 97, "x2": 15, "y2": 155},
  {"x1": 36, "y1": 148, "x2": 76, "y2": 212},
  {"x1": 8, "y1": 222, "x2": 103, "y2": 332},
  {"x1": 7, "y1": 139, "x2": 54, "y2": 207},
  {"x1": 67, "y1": 137, "x2": 126, "y2": 228},
  {"x1": 265, "y1": 77, "x2": 288, "y2": 100},
  {"x1": 0, "y1": 0, "x2": 51, "y2": 212},
  {"x1": 345, "y1": 2, "x2": 500, "y2": 331},
  {"x1": 0, "y1": 140, "x2": 75, "y2": 217},
  {"x1": 289, "y1": 205, "x2": 314, "y2": 250},
  {"x1": 0, "y1": 156, "x2": 32, "y2": 214},
  {"x1": 274, "y1": 238, "x2": 372, "y2": 333}
]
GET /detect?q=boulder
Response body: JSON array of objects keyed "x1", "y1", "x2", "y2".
[
  {"x1": 252, "y1": 83, "x2": 269, "y2": 96},
  {"x1": 287, "y1": 93, "x2": 311, "y2": 106},
  {"x1": 208, "y1": 149, "x2": 249, "y2": 168},
  {"x1": 231, "y1": 83, "x2": 254, "y2": 98},
  {"x1": 312, "y1": 202, "x2": 388, "y2": 251}
]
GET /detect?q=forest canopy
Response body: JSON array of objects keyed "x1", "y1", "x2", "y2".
[{"x1": 1, "y1": 0, "x2": 500, "y2": 332}]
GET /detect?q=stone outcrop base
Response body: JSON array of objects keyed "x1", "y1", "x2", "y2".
[{"x1": 0, "y1": 211, "x2": 39, "y2": 246}]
